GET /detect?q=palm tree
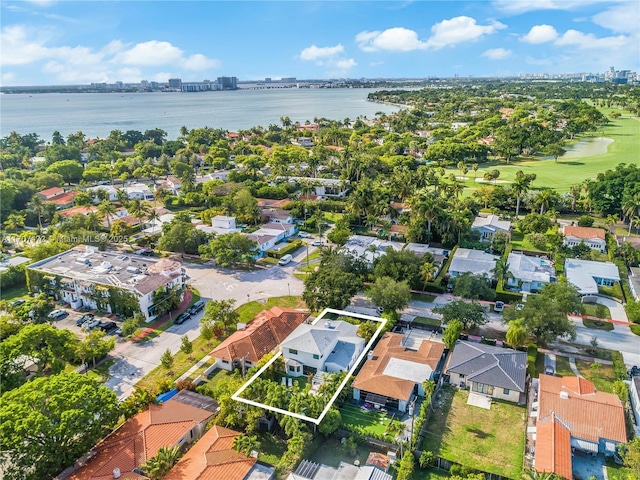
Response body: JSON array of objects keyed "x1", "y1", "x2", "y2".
[
  {"x1": 535, "y1": 189, "x2": 556, "y2": 215},
  {"x1": 420, "y1": 262, "x2": 436, "y2": 292},
  {"x1": 492, "y1": 258, "x2": 511, "y2": 284},
  {"x1": 512, "y1": 171, "x2": 532, "y2": 216},
  {"x1": 422, "y1": 379, "x2": 436, "y2": 401},
  {"x1": 86, "y1": 212, "x2": 101, "y2": 232},
  {"x1": 232, "y1": 435, "x2": 259, "y2": 456},
  {"x1": 116, "y1": 188, "x2": 130, "y2": 207},
  {"x1": 146, "y1": 209, "x2": 160, "y2": 232},
  {"x1": 622, "y1": 192, "x2": 640, "y2": 236},
  {"x1": 141, "y1": 445, "x2": 181, "y2": 480},
  {"x1": 29, "y1": 195, "x2": 45, "y2": 229},
  {"x1": 4, "y1": 213, "x2": 25, "y2": 230},
  {"x1": 128, "y1": 198, "x2": 151, "y2": 232},
  {"x1": 569, "y1": 183, "x2": 581, "y2": 212},
  {"x1": 98, "y1": 200, "x2": 116, "y2": 230},
  {"x1": 472, "y1": 163, "x2": 479, "y2": 182}
]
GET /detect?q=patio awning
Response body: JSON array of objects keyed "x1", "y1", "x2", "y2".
[{"x1": 365, "y1": 392, "x2": 388, "y2": 406}]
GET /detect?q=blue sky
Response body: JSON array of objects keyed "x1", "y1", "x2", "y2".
[{"x1": 1, "y1": 0, "x2": 638, "y2": 85}]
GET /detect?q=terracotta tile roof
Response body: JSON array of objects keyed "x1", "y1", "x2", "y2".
[
  {"x1": 535, "y1": 414, "x2": 573, "y2": 480},
  {"x1": 44, "y1": 191, "x2": 78, "y2": 206},
  {"x1": 255, "y1": 198, "x2": 289, "y2": 209},
  {"x1": 211, "y1": 307, "x2": 308, "y2": 363},
  {"x1": 134, "y1": 272, "x2": 181, "y2": 295},
  {"x1": 37, "y1": 186, "x2": 64, "y2": 198},
  {"x1": 67, "y1": 399, "x2": 213, "y2": 480},
  {"x1": 164, "y1": 426, "x2": 256, "y2": 480},
  {"x1": 538, "y1": 374, "x2": 626, "y2": 444},
  {"x1": 366, "y1": 452, "x2": 391, "y2": 471},
  {"x1": 59, "y1": 205, "x2": 98, "y2": 217},
  {"x1": 390, "y1": 225, "x2": 408, "y2": 234},
  {"x1": 563, "y1": 225, "x2": 606, "y2": 241},
  {"x1": 352, "y1": 333, "x2": 444, "y2": 401},
  {"x1": 325, "y1": 145, "x2": 344, "y2": 152}
]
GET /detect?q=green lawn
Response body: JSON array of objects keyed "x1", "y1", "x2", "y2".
[
  {"x1": 236, "y1": 296, "x2": 306, "y2": 323},
  {"x1": 411, "y1": 469, "x2": 451, "y2": 480},
  {"x1": 509, "y1": 231, "x2": 550, "y2": 253},
  {"x1": 555, "y1": 356, "x2": 573, "y2": 376},
  {"x1": 443, "y1": 113, "x2": 640, "y2": 194},
  {"x1": 411, "y1": 292, "x2": 437, "y2": 303},
  {"x1": 421, "y1": 387, "x2": 525, "y2": 479},
  {"x1": 236, "y1": 301, "x2": 267, "y2": 323},
  {"x1": 257, "y1": 433, "x2": 289, "y2": 466},
  {"x1": 413, "y1": 316, "x2": 441, "y2": 328},
  {"x1": 582, "y1": 304, "x2": 612, "y2": 319},
  {"x1": 606, "y1": 458, "x2": 636, "y2": 480},
  {"x1": 266, "y1": 295, "x2": 306, "y2": 309},
  {"x1": 340, "y1": 404, "x2": 393, "y2": 436},
  {"x1": 575, "y1": 360, "x2": 616, "y2": 394},
  {"x1": 308, "y1": 436, "x2": 375, "y2": 468},
  {"x1": 0, "y1": 284, "x2": 28, "y2": 301},
  {"x1": 582, "y1": 318, "x2": 614, "y2": 331}
]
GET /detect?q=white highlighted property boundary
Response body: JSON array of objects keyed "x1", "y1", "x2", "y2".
[{"x1": 231, "y1": 308, "x2": 387, "y2": 425}]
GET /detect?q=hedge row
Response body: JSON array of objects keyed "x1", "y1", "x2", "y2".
[
  {"x1": 0, "y1": 265, "x2": 27, "y2": 290},
  {"x1": 527, "y1": 344, "x2": 538, "y2": 378},
  {"x1": 266, "y1": 240, "x2": 305, "y2": 259},
  {"x1": 612, "y1": 351, "x2": 627, "y2": 380}
]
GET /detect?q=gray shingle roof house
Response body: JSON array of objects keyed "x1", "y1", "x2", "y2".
[
  {"x1": 445, "y1": 341, "x2": 527, "y2": 403},
  {"x1": 448, "y1": 248, "x2": 499, "y2": 278},
  {"x1": 471, "y1": 214, "x2": 511, "y2": 242}
]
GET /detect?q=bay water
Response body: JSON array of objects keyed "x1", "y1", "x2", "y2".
[{"x1": 0, "y1": 88, "x2": 399, "y2": 140}]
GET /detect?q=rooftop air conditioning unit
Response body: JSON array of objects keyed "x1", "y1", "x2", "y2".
[{"x1": 560, "y1": 391, "x2": 569, "y2": 399}]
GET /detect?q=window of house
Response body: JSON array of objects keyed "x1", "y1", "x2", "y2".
[
  {"x1": 288, "y1": 365, "x2": 295, "y2": 372},
  {"x1": 222, "y1": 360, "x2": 229, "y2": 364},
  {"x1": 289, "y1": 348, "x2": 298, "y2": 355},
  {"x1": 503, "y1": 388, "x2": 510, "y2": 395},
  {"x1": 313, "y1": 354, "x2": 319, "y2": 359}
]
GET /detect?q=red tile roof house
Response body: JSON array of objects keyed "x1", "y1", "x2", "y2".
[
  {"x1": 164, "y1": 426, "x2": 275, "y2": 480},
  {"x1": 36, "y1": 186, "x2": 65, "y2": 200},
  {"x1": 211, "y1": 307, "x2": 308, "y2": 372},
  {"x1": 534, "y1": 375, "x2": 627, "y2": 479},
  {"x1": 44, "y1": 190, "x2": 79, "y2": 210},
  {"x1": 562, "y1": 225, "x2": 607, "y2": 253},
  {"x1": 65, "y1": 398, "x2": 214, "y2": 480}
]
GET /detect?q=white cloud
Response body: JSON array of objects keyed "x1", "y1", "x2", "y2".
[
  {"x1": 24, "y1": 0, "x2": 57, "y2": 6},
  {"x1": 592, "y1": 2, "x2": 640, "y2": 34},
  {"x1": 369, "y1": 61, "x2": 384, "y2": 67},
  {"x1": 555, "y1": 29, "x2": 630, "y2": 49},
  {"x1": 299, "y1": 44, "x2": 344, "y2": 60},
  {"x1": 0, "y1": 24, "x2": 220, "y2": 84},
  {"x1": 335, "y1": 58, "x2": 357, "y2": 69},
  {"x1": 1, "y1": 72, "x2": 16, "y2": 83},
  {"x1": 356, "y1": 27, "x2": 428, "y2": 52},
  {"x1": 426, "y1": 16, "x2": 506, "y2": 49},
  {"x1": 482, "y1": 48, "x2": 513, "y2": 60},
  {"x1": 522, "y1": 24, "x2": 558, "y2": 44}
]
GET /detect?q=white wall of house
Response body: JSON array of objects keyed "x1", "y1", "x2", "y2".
[
  {"x1": 630, "y1": 381, "x2": 640, "y2": 428},
  {"x1": 563, "y1": 236, "x2": 606, "y2": 252},
  {"x1": 213, "y1": 357, "x2": 233, "y2": 371},
  {"x1": 283, "y1": 344, "x2": 335, "y2": 373}
]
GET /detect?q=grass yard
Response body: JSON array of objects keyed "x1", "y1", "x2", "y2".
[
  {"x1": 606, "y1": 458, "x2": 636, "y2": 480},
  {"x1": 259, "y1": 256, "x2": 280, "y2": 266},
  {"x1": 421, "y1": 387, "x2": 525, "y2": 479},
  {"x1": 583, "y1": 303, "x2": 612, "y2": 319},
  {"x1": 582, "y1": 318, "x2": 614, "y2": 331},
  {"x1": 443, "y1": 113, "x2": 640, "y2": 195},
  {"x1": 0, "y1": 284, "x2": 28, "y2": 301},
  {"x1": 266, "y1": 295, "x2": 306, "y2": 309},
  {"x1": 257, "y1": 433, "x2": 289, "y2": 466},
  {"x1": 308, "y1": 436, "x2": 375, "y2": 468},
  {"x1": 135, "y1": 335, "x2": 220, "y2": 392},
  {"x1": 509, "y1": 231, "x2": 549, "y2": 253},
  {"x1": 411, "y1": 469, "x2": 451, "y2": 480},
  {"x1": 555, "y1": 356, "x2": 573, "y2": 376},
  {"x1": 236, "y1": 301, "x2": 266, "y2": 323},
  {"x1": 411, "y1": 292, "x2": 437, "y2": 303},
  {"x1": 236, "y1": 296, "x2": 306, "y2": 324},
  {"x1": 413, "y1": 316, "x2": 441, "y2": 328},
  {"x1": 85, "y1": 358, "x2": 116, "y2": 383},
  {"x1": 575, "y1": 360, "x2": 616, "y2": 394},
  {"x1": 340, "y1": 403, "x2": 393, "y2": 437}
]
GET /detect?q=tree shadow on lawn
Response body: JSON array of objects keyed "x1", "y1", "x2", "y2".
[{"x1": 465, "y1": 426, "x2": 494, "y2": 439}]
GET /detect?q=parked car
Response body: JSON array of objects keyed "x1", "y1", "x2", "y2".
[
  {"x1": 48, "y1": 309, "x2": 68, "y2": 320},
  {"x1": 376, "y1": 306, "x2": 384, "y2": 315},
  {"x1": 174, "y1": 312, "x2": 190, "y2": 325},
  {"x1": 311, "y1": 240, "x2": 324, "y2": 247},
  {"x1": 98, "y1": 320, "x2": 117, "y2": 332},
  {"x1": 493, "y1": 301, "x2": 505, "y2": 312},
  {"x1": 628, "y1": 365, "x2": 640, "y2": 377},
  {"x1": 278, "y1": 254, "x2": 293, "y2": 266},
  {"x1": 10, "y1": 299, "x2": 26, "y2": 307},
  {"x1": 76, "y1": 313, "x2": 95, "y2": 326},
  {"x1": 544, "y1": 365, "x2": 555, "y2": 376},
  {"x1": 189, "y1": 300, "x2": 205, "y2": 315},
  {"x1": 82, "y1": 318, "x2": 100, "y2": 330},
  {"x1": 515, "y1": 303, "x2": 525, "y2": 311},
  {"x1": 298, "y1": 232, "x2": 311, "y2": 238},
  {"x1": 445, "y1": 283, "x2": 454, "y2": 293},
  {"x1": 135, "y1": 248, "x2": 154, "y2": 256},
  {"x1": 114, "y1": 327, "x2": 124, "y2": 337}
]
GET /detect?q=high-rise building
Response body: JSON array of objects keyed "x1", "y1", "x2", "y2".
[
  {"x1": 216, "y1": 76, "x2": 238, "y2": 90},
  {"x1": 168, "y1": 78, "x2": 182, "y2": 89}
]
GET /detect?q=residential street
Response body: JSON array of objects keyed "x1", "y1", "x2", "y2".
[{"x1": 105, "y1": 260, "x2": 306, "y2": 399}]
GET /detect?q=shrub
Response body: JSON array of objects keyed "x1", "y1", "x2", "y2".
[
  {"x1": 577, "y1": 215, "x2": 595, "y2": 227},
  {"x1": 526, "y1": 232, "x2": 548, "y2": 251},
  {"x1": 612, "y1": 351, "x2": 627, "y2": 380},
  {"x1": 176, "y1": 380, "x2": 196, "y2": 391},
  {"x1": 527, "y1": 344, "x2": 538, "y2": 378},
  {"x1": 266, "y1": 240, "x2": 304, "y2": 258}
]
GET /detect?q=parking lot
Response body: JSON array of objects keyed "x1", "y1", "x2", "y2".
[{"x1": 52, "y1": 309, "x2": 122, "y2": 340}]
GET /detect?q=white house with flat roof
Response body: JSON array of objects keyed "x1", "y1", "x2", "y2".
[
  {"x1": 125, "y1": 183, "x2": 154, "y2": 201},
  {"x1": 282, "y1": 176, "x2": 350, "y2": 198},
  {"x1": 564, "y1": 258, "x2": 621, "y2": 296},
  {"x1": 342, "y1": 235, "x2": 404, "y2": 266},
  {"x1": 27, "y1": 245, "x2": 185, "y2": 321},
  {"x1": 506, "y1": 252, "x2": 556, "y2": 292},
  {"x1": 449, "y1": 248, "x2": 499, "y2": 279},
  {"x1": 196, "y1": 215, "x2": 238, "y2": 236},
  {"x1": 471, "y1": 214, "x2": 511, "y2": 242},
  {"x1": 87, "y1": 185, "x2": 119, "y2": 202},
  {"x1": 281, "y1": 320, "x2": 364, "y2": 377}
]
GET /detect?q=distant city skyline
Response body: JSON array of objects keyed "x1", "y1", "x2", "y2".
[{"x1": 1, "y1": 0, "x2": 638, "y2": 86}]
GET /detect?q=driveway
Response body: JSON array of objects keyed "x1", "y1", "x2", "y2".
[
  {"x1": 595, "y1": 295, "x2": 628, "y2": 323},
  {"x1": 103, "y1": 261, "x2": 305, "y2": 399}
]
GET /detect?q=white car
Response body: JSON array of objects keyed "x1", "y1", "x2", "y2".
[
  {"x1": 298, "y1": 232, "x2": 311, "y2": 238},
  {"x1": 48, "y1": 309, "x2": 68, "y2": 320},
  {"x1": 82, "y1": 318, "x2": 100, "y2": 330},
  {"x1": 493, "y1": 301, "x2": 505, "y2": 312},
  {"x1": 311, "y1": 240, "x2": 324, "y2": 247}
]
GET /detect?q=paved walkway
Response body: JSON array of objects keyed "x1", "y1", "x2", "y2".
[
  {"x1": 130, "y1": 290, "x2": 193, "y2": 342},
  {"x1": 568, "y1": 357, "x2": 584, "y2": 377},
  {"x1": 538, "y1": 348, "x2": 613, "y2": 365},
  {"x1": 176, "y1": 353, "x2": 214, "y2": 383}
]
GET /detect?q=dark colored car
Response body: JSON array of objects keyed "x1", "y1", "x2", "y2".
[
  {"x1": 77, "y1": 313, "x2": 95, "y2": 326},
  {"x1": 174, "y1": 312, "x2": 190, "y2": 325},
  {"x1": 10, "y1": 299, "x2": 26, "y2": 307},
  {"x1": 98, "y1": 320, "x2": 117, "y2": 332},
  {"x1": 135, "y1": 248, "x2": 154, "y2": 257},
  {"x1": 189, "y1": 300, "x2": 205, "y2": 316}
]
